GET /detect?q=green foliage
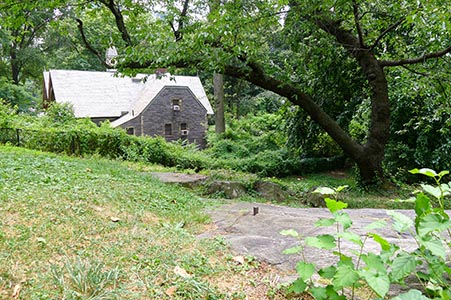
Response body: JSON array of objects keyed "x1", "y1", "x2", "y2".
[
  {"x1": 384, "y1": 69, "x2": 451, "y2": 180},
  {"x1": 206, "y1": 112, "x2": 346, "y2": 176},
  {"x1": 44, "y1": 102, "x2": 76, "y2": 124},
  {"x1": 281, "y1": 168, "x2": 451, "y2": 299},
  {"x1": 0, "y1": 99, "x2": 18, "y2": 128},
  {"x1": 0, "y1": 77, "x2": 38, "y2": 112},
  {"x1": 0, "y1": 110, "x2": 209, "y2": 171}
]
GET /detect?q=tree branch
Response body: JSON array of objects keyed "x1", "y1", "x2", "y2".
[
  {"x1": 380, "y1": 45, "x2": 451, "y2": 67},
  {"x1": 352, "y1": 1, "x2": 365, "y2": 48},
  {"x1": 98, "y1": 0, "x2": 133, "y2": 46},
  {"x1": 401, "y1": 65, "x2": 429, "y2": 76},
  {"x1": 76, "y1": 18, "x2": 109, "y2": 68},
  {"x1": 369, "y1": 18, "x2": 404, "y2": 51},
  {"x1": 171, "y1": 0, "x2": 190, "y2": 41},
  {"x1": 222, "y1": 61, "x2": 364, "y2": 157}
]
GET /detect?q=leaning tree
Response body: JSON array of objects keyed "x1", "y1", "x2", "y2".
[{"x1": 79, "y1": 0, "x2": 451, "y2": 184}]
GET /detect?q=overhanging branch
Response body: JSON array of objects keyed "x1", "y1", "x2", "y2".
[
  {"x1": 98, "y1": 0, "x2": 133, "y2": 47},
  {"x1": 76, "y1": 18, "x2": 109, "y2": 68},
  {"x1": 170, "y1": 0, "x2": 190, "y2": 41},
  {"x1": 352, "y1": 1, "x2": 365, "y2": 48},
  {"x1": 369, "y1": 18, "x2": 404, "y2": 51},
  {"x1": 380, "y1": 45, "x2": 451, "y2": 67}
]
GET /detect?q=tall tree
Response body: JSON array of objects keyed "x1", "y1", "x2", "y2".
[
  {"x1": 213, "y1": 72, "x2": 225, "y2": 133},
  {"x1": 85, "y1": 0, "x2": 451, "y2": 184},
  {"x1": 0, "y1": 0, "x2": 57, "y2": 84},
  {"x1": 209, "y1": 0, "x2": 225, "y2": 134}
]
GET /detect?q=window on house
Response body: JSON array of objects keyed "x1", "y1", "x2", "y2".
[
  {"x1": 164, "y1": 123, "x2": 172, "y2": 136},
  {"x1": 180, "y1": 123, "x2": 187, "y2": 130},
  {"x1": 172, "y1": 98, "x2": 182, "y2": 111},
  {"x1": 126, "y1": 127, "x2": 134, "y2": 135}
]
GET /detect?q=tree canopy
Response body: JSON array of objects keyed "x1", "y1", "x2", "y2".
[
  {"x1": 1, "y1": 0, "x2": 451, "y2": 184},
  {"x1": 86, "y1": 0, "x2": 451, "y2": 184}
]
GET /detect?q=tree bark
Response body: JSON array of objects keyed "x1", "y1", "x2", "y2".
[
  {"x1": 213, "y1": 73, "x2": 226, "y2": 134},
  {"x1": 10, "y1": 48, "x2": 20, "y2": 84},
  {"x1": 313, "y1": 17, "x2": 390, "y2": 184}
]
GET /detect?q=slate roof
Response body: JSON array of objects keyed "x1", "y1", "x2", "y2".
[{"x1": 44, "y1": 70, "x2": 213, "y2": 121}]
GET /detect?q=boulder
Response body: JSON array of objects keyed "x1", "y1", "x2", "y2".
[
  {"x1": 302, "y1": 187, "x2": 330, "y2": 207},
  {"x1": 254, "y1": 181, "x2": 288, "y2": 202},
  {"x1": 207, "y1": 181, "x2": 247, "y2": 199}
]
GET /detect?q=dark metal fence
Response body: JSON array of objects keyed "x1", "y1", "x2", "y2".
[{"x1": 0, "y1": 128, "x2": 21, "y2": 146}]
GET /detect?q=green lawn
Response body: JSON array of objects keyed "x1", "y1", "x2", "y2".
[{"x1": 0, "y1": 146, "x2": 288, "y2": 299}]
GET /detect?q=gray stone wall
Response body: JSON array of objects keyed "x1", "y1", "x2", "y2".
[{"x1": 120, "y1": 86, "x2": 208, "y2": 148}]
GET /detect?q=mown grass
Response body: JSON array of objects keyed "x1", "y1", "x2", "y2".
[{"x1": 0, "y1": 146, "x2": 288, "y2": 299}]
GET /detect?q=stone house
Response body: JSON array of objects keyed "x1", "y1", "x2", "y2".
[{"x1": 43, "y1": 70, "x2": 214, "y2": 147}]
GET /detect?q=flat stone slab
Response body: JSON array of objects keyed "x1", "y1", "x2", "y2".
[
  {"x1": 150, "y1": 172, "x2": 208, "y2": 184},
  {"x1": 201, "y1": 202, "x2": 420, "y2": 271}
]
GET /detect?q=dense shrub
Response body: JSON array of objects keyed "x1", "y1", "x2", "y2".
[
  {"x1": 0, "y1": 77, "x2": 38, "y2": 112},
  {"x1": 384, "y1": 71, "x2": 451, "y2": 181},
  {"x1": 1, "y1": 100, "x2": 347, "y2": 177},
  {"x1": 0, "y1": 101, "x2": 210, "y2": 171}
]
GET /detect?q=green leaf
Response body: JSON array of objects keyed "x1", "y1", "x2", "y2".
[
  {"x1": 391, "y1": 289, "x2": 429, "y2": 300},
  {"x1": 420, "y1": 184, "x2": 442, "y2": 199},
  {"x1": 361, "y1": 253, "x2": 385, "y2": 273},
  {"x1": 325, "y1": 198, "x2": 348, "y2": 213},
  {"x1": 280, "y1": 229, "x2": 299, "y2": 238},
  {"x1": 282, "y1": 245, "x2": 303, "y2": 255},
  {"x1": 295, "y1": 261, "x2": 315, "y2": 280},
  {"x1": 414, "y1": 193, "x2": 431, "y2": 218},
  {"x1": 337, "y1": 232, "x2": 363, "y2": 246},
  {"x1": 364, "y1": 220, "x2": 387, "y2": 231},
  {"x1": 335, "y1": 185, "x2": 349, "y2": 193},
  {"x1": 318, "y1": 266, "x2": 336, "y2": 279},
  {"x1": 387, "y1": 211, "x2": 414, "y2": 233},
  {"x1": 438, "y1": 170, "x2": 450, "y2": 178},
  {"x1": 390, "y1": 253, "x2": 417, "y2": 281},
  {"x1": 315, "y1": 218, "x2": 336, "y2": 227},
  {"x1": 313, "y1": 186, "x2": 336, "y2": 195},
  {"x1": 417, "y1": 213, "x2": 451, "y2": 236},
  {"x1": 309, "y1": 286, "x2": 327, "y2": 300},
  {"x1": 334, "y1": 213, "x2": 352, "y2": 230},
  {"x1": 310, "y1": 285, "x2": 346, "y2": 300},
  {"x1": 368, "y1": 233, "x2": 391, "y2": 251},
  {"x1": 305, "y1": 235, "x2": 336, "y2": 250},
  {"x1": 360, "y1": 268, "x2": 390, "y2": 298},
  {"x1": 333, "y1": 264, "x2": 359, "y2": 290},
  {"x1": 419, "y1": 236, "x2": 446, "y2": 260},
  {"x1": 409, "y1": 168, "x2": 438, "y2": 177},
  {"x1": 288, "y1": 278, "x2": 307, "y2": 294}
]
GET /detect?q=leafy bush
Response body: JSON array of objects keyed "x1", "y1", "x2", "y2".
[
  {"x1": 0, "y1": 99, "x2": 18, "y2": 128},
  {"x1": 0, "y1": 105, "x2": 210, "y2": 171},
  {"x1": 0, "y1": 77, "x2": 38, "y2": 112},
  {"x1": 281, "y1": 168, "x2": 451, "y2": 299}
]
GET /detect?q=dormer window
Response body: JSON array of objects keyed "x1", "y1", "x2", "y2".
[{"x1": 172, "y1": 98, "x2": 181, "y2": 111}]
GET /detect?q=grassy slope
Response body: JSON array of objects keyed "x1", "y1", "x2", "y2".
[{"x1": 0, "y1": 146, "x2": 287, "y2": 299}]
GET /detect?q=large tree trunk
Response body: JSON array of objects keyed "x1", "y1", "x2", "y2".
[
  {"x1": 10, "y1": 48, "x2": 20, "y2": 84},
  {"x1": 223, "y1": 58, "x2": 388, "y2": 185},
  {"x1": 213, "y1": 73, "x2": 226, "y2": 134},
  {"x1": 355, "y1": 54, "x2": 390, "y2": 184}
]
